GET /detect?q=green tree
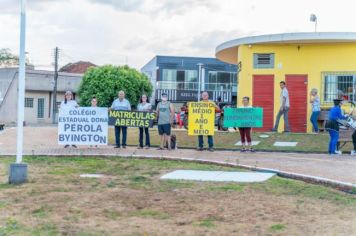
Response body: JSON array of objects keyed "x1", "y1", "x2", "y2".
[
  {"x1": 0, "y1": 48, "x2": 19, "y2": 66},
  {"x1": 0, "y1": 48, "x2": 32, "y2": 67},
  {"x1": 78, "y1": 65, "x2": 153, "y2": 108}
]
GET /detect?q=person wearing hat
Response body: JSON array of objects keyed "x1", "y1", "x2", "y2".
[
  {"x1": 60, "y1": 91, "x2": 79, "y2": 148},
  {"x1": 156, "y1": 93, "x2": 175, "y2": 150},
  {"x1": 325, "y1": 99, "x2": 347, "y2": 155}
]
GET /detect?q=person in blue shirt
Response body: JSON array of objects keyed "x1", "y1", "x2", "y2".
[{"x1": 325, "y1": 99, "x2": 347, "y2": 155}]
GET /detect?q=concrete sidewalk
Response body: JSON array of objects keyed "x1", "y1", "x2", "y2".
[{"x1": 1, "y1": 127, "x2": 356, "y2": 187}]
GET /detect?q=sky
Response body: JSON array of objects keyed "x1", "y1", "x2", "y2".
[{"x1": 1, "y1": 0, "x2": 356, "y2": 70}]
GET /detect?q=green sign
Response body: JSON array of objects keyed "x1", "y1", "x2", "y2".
[{"x1": 223, "y1": 107, "x2": 263, "y2": 128}]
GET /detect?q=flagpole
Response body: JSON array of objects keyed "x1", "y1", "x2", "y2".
[
  {"x1": 16, "y1": 0, "x2": 26, "y2": 163},
  {"x1": 9, "y1": 0, "x2": 28, "y2": 184}
]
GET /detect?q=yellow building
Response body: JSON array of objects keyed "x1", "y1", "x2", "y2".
[{"x1": 216, "y1": 32, "x2": 356, "y2": 133}]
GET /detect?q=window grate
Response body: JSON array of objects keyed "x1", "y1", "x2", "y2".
[
  {"x1": 253, "y1": 53, "x2": 274, "y2": 69},
  {"x1": 25, "y1": 98, "x2": 33, "y2": 108},
  {"x1": 37, "y1": 98, "x2": 45, "y2": 118},
  {"x1": 321, "y1": 72, "x2": 356, "y2": 104}
]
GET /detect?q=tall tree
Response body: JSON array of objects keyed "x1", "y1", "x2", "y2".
[
  {"x1": 0, "y1": 48, "x2": 19, "y2": 66},
  {"x1": 78, "y1": 65, "x2": 153, "y2": 108}
]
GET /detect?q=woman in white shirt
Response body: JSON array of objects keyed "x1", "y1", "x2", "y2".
[
  {"x1": 137, "y1": 94, "x2": 152, "y2": 149},
  {"x1": 60, "y1": 91, "x2": 78, "y2": 148},
  {"x1": 60, "y1": 90, "x2": 78, "y2": 110}
]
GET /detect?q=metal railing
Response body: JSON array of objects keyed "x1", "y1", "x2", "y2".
[
  {"x1": 321, "y1": 72, "x2": 356, "y2": 104},
  {"x1": 156, "y1": 81, "x2": 237, "y2": 92}
]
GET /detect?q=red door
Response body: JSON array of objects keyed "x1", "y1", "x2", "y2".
[
  {"x1": 286, "y1": 75, "x2": 308, "y2": 133},
  {"x1": 253, "y1": 75, "x2": 274, "y2": 131}
]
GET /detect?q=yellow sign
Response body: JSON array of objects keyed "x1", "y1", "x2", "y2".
[{"x1": 188, "y1": 102, "x2": 215, "y2": 136}]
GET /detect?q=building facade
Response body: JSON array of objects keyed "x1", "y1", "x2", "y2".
[
  {"x1": 0, "y1": 67, "x2": 82, "y2": 125},
  {"x1": 216, "y1": 32, "x2": 356, "y2": 133},
  {"x1": 141, "y1": 56, "x2": 238, "y2": 106}
]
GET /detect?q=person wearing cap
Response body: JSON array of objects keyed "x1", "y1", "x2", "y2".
[
  {"x1": 110, "y1": 90, "x2": 131, "y2": 149},
  {"x1": 325, "y1": 99, "x2": 347, "y2": 155},
  {"x1": 60, "y1": 91, "x2": 79, "y2": 148},
  {"x1": 197, "y1": 91, "x2": 219, "y2": 152},
  {"x1": 156, "y1": 93, "x2": 175, "y2": 150}
]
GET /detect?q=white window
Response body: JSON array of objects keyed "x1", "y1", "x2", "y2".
[{"x1": 322, "y1": 72, "x2": 356, "y2": 103}]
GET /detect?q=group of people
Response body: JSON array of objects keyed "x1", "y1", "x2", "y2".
[
  {"x1": 270, "y1": 81, "x2": 321, "y2": 134},
  {"x1": 59, "y1": 89, "x2": 256, "y2": 152},
  {"x1": 60, "y1": 82, "x2": 356, "y2": 156}
]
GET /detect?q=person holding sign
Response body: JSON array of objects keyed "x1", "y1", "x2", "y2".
[
  {"x1": 196, "y1": 91, "x2": 219, "y2": 152},
  {"x1": 60, "y1": 91, "x2": 79, "y2": 148},
  {"x1": 238, "y1": 97, "x2": 255, "y2": 152},
  {"x1": 137, "y1": 94, "x2": 152, "y2": 149},
  {"x1": 91, "y1": 96, "x2": 98, "y2": 107},
  {"x1": 91, "y1": 96, "x2": 98, "y2": 148},
  {"x1": 110, "y1": 91, "x2": 131, "y2": 149},
  {"x1": 156, "y1": 93, "x2": 175, "y2": 150}
]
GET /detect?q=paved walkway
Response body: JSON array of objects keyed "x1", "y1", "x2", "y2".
[{"x1": 1, "y1": 127, "x2": 356, "y2": 187}]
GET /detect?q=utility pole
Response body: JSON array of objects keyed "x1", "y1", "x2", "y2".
[{"x1": 52, "y1": 47, "x2": 59, "y2": 124}]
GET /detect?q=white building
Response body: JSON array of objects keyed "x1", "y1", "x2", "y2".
[{"x1": 0, "y1": 67, "x2": 82, "y2": 125}]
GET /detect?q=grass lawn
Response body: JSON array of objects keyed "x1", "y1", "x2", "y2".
[
  {"x1": 1, "y1": 156, "x2": 356, "y2": 235},
  {"x1": 108, "y1": 128, "x2": 352, "y2": 153}
]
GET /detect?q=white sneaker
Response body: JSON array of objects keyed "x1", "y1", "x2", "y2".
[
  {"x1": 351, "y1": 150, "x2": 356, "y2": 156},
  {"x1": 335, "y1": 150, "x2": 342, "y2": 155}
]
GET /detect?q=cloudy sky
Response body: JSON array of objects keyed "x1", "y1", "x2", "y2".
[{"x1": 1, "y1": 0, "x2": 356, "y2": 70}]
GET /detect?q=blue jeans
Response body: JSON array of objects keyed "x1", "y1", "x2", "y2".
[
  {"x1": 139, "y1": 127, "x2": 150, "y2": 147},
  {"x1": 328, "y1": 130, "x2": 339, "y2": 154},
  {"x1": 115, "y1": 126, "x2": 127, "y2": 147},
  {"x1": 273, "y1": 107, "x2": 291, "y2": 131},
  {"x1": 198, "y1": 135, "x2": 213, "y2": 148},
  {"x1": 310, "y1": 111, "x2": 320, "y2": 132}
]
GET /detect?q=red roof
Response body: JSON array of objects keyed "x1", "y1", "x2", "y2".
[{"x1": 59, "y1": 61, "x2": 97, "y2": 74}]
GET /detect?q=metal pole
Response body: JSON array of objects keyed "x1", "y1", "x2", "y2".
[
  {"x1": 197, "y1": 63, "x2": 203, "y2": 102},
  {"x1": 16, "y1": 0, "x2": 27, "y2": 164},
  {"x1": 52, "y1": 47, "x2": 59, "y2": 124},
  {"x1": 315, "y1": 20, "x2": 317, "y2": 32}
]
